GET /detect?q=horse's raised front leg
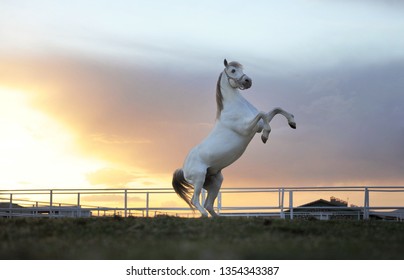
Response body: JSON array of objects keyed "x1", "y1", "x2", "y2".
[
  {"x1": 250, "y1": 108, "x2": 296, "y2": 144},
  {"x1": 247, "y1": 111, "x2": 272, "y2": 143},
  {"x1": 266, "y1": 107, "x2": 296, "y2": 129}
]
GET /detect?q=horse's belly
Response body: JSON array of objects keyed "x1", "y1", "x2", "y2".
[{"x1": 198, "y1": 132, "x2": 252, "y2": 170}]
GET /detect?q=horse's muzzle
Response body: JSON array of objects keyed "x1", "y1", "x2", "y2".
[{"x1": 242, "y1": 78, "x2": 252, "y2": 90}]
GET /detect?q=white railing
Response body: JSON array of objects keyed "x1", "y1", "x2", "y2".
[{"x1": 0, "y1": 186, "x2": 403, "y2": 220}]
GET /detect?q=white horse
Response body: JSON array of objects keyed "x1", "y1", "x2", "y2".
[{"x1": 172, "y1": 59, "x2": 296, "y2": 217}]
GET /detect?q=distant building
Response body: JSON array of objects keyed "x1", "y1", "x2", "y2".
[
  {"x1": 0, "y1": 202, "x2": 25, "y2": 217},
  {"x1": 0, "y1": 202, "x2": 91, "y2": 218},
  {"x1": 368, "y1": 209, "x2": 404, "y2": 221},
  {"x1": 287, "y1": 197, "x2": 363, "y2": 220},
  {"x1": 35, "y1": 206, "x2": 92, "y2": 218}
]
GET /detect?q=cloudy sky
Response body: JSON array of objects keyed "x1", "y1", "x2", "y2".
[{"x1": 1, "y1": 0, "x2": 404, "y2": 193}]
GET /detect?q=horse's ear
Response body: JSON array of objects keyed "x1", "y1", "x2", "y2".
[{"x1": 224, "y1": 59, "x2": 228, "y2": 67}]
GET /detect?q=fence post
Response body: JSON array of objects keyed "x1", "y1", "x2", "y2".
[
  {"x1": 217, "y1": 192, "x2": 222, "y2": 215},
  {"x1": 364, "y1": 187, "x2": 370, "y2": 220},
  {"x1": 49, "y1": 190, "x2": 53, "y2": 218},
  {"x1": 289, "y1": 191, "x2": 294, "y2": 220},
  {"x1": 77, "y1": 193, "x2": 81, "y2": 218},
  {"x1": 9, "y1": 194, "x2": 13, "y2": 218},
  {"x1": 146, "y1": 192, "x2": 150, "y2": 218},
  {"x1": 124, "y1": 189, "x2": 128, "y2": 218},
  {"x1": 280, "y1": 188, "x2": 285, "y2": 219}
]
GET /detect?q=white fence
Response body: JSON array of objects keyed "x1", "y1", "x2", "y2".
[{"x1": 1, "y1": 186, "x2": 404, "y2": 220}]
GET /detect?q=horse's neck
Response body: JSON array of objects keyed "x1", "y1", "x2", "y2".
[
  {"x1": 217, "y1": 72, "x2": 259, "y2": 122},
  {"x1": 220, "y1": 73, "x2": 253, "y2": 110},
  {"x1": 220, "y1": 73, "x2": 244, "y2": 104}
]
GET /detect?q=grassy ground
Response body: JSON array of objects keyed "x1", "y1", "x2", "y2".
[{"x1": 1, "y1": 216, "x2": 404, "y2": 260}]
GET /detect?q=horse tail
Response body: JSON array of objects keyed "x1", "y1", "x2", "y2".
[{"x1": 172, "y1": 169, "x2": 195, "y2": 210}]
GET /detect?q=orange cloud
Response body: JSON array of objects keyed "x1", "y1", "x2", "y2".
[{"x1": 86, "y1": 168, "x2": 141, "y2": 187}]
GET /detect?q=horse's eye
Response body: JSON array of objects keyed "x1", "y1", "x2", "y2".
[{"x1": 231, "y1": 69, "x2": 236, "y2": 73}]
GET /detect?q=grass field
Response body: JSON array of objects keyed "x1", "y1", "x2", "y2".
[{"x1": 1, "y1": 216, "x2": 404, "y2": 260}]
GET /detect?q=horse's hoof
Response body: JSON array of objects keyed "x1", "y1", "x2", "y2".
[
  {"x1": 209, "y1": 212, "x2": 219, "y2": 218},
  {"x1": 289, "y1": 122, "x2": 296, "y2": 129},
  {"x1": 200, "y1": 212, "x2": 209, "y2": 218},
  {"x1": 261, "y1": 135, "x2": 268, "y2": 143}
]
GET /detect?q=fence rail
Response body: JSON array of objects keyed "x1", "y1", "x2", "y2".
[{"x1": 1, "y1": 186, "x2": 404, "y2": 220}]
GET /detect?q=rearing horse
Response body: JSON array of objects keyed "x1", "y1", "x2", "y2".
[{"x1": 172, "y1": 59, "x2": 296, "y2": 217}]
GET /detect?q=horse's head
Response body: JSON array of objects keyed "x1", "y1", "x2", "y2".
[{"x1": 223, "y1": 59, "x2": 252, "y2": 90}]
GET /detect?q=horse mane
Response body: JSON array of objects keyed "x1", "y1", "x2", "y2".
[
  {"x1": 216, "y1": 72, "x2": 224, "y2": 119},
  {"x1": 216, "y1": 61, "x2": 243, "y2": 119}
]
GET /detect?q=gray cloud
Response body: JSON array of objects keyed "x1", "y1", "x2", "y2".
[{"x1": 234, "y1": 60, "x2": 404, "y2": 186}]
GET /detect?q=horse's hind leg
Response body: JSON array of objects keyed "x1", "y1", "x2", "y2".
[
  {"x1": 192, "y1": 183, "x2": 209, "y2": 217},
  {"x1": 189, "y1": 171, "x2": 209, "y2": 217},
  {"x1": 204, "y1": 172, "x2": 223, "y2": 217}
]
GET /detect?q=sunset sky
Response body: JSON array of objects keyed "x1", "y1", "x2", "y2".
[{"x1": 1, "y1": 0, "x2": 404, "y2": 198}]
